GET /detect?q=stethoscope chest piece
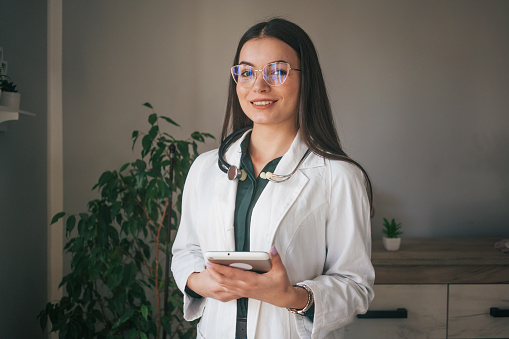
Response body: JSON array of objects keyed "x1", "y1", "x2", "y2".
[
  {"x1": 227, "y1": 166, "x2": 247, "y2": 181},
  {"x1": 227, "y1": 166, "x2": 241, "y2": 180}
]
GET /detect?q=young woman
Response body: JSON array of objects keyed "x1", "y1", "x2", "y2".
[{"x1": 172, "y1": 18, "x2": 375, "y2": 339}]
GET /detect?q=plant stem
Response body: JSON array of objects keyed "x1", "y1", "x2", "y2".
[
  {"x1": 132, "y1": 235, "x2": 153, "y2": 272},
  {"x1": 153, "y1": 198, "x2": 170, "y2": 338},
  {"x1": 94, "y1": 280, "x2": 111, "y2": 331}
]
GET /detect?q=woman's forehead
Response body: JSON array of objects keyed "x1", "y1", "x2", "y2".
[{"x1": 238, "y1": 37, "x2": 299, "y2": 68}]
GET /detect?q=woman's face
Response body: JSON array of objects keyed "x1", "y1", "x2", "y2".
[{"x1": 236, "y1": 37, "x2": 301, "y2": 130}]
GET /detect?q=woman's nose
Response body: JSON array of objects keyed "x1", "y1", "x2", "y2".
[{"x1": 252, "y1": 71, "x2": 270, "y2": 92}]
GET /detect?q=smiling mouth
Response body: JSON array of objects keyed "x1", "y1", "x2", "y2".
[{"x1": 251, "y1": 100, "x2": 276, "y2": 106}]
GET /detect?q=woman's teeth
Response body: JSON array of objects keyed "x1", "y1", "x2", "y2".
[{"x1": 252, "y1": 101, "x2": 274, "y2": 106}]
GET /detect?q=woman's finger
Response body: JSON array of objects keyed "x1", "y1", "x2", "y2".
[
  {"x1": 208, "y1": 261, "x2": 256, "y2": 281},
  {"x1": 268, "y1": 245, "x2": 288, "y2": 277},
  {"x1": 201, "y1": 268, "x2": 244, "y2": 302},
  {"x1": 205, "y1": 262, "x2": 225, "y2": 281},
  {"x1": 268, "y1": 245, "x2": 282, "y2": 268}
]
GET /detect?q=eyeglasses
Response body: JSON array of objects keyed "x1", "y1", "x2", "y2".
[{"x1": 231, "y1": 62, "x2": 301, "y2": 87}]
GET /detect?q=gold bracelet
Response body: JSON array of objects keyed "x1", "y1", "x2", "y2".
[{"x1": 287, "y1": 283, "x2": 314, "y2": 315}]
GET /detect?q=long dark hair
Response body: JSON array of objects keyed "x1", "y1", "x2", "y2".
[{"x1": 222, "y1": 18, "x2": 374, "y2": 216}]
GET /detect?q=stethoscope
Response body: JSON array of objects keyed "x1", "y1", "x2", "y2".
[{"x1": 218, "y1": 127, "x2": 311, "y2": 183}]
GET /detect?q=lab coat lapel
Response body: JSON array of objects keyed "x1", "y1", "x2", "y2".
[
  {"x1": 212, "y1": 129, "x2": 252, "y2": 251},
  {"x1": 247, "y1": 169, "x2": 309, "y2": 337},
  {"x1": 267, "y1": 170, "x2": 308, "y2": 245},
  {"x1": 249, "y1": 131, "x2": 311, "y2": 250},
  {"x1": 212, "y1": 177, "x2": 237, "y2": 251}
]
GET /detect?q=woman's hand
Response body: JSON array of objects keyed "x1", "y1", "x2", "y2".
[
  {"x1": 201, "y1": 246, "x2": 309, "y2": 309},
  {"x1": 186, "y1": 268, "x2": 242, "y2": 303}
]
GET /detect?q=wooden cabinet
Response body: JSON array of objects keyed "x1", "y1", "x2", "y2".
[
  {"x1": 345, "y1": 238, "x2": 509, "y2": 339},
  {"x1": 344, "y1": 284, "x2": 447, "y2": 339},
  {"x1": 448, "y1": 284, "x2": 509, "y2": 338}
]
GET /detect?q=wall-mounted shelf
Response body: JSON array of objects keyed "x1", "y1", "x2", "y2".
[{"x1": 0, "y1": 105, "x2": 36, "y2": 131}]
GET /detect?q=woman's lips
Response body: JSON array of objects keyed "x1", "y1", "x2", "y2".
[{"x1": 250, "y1": 100, "x2": 277, "y2": 108}]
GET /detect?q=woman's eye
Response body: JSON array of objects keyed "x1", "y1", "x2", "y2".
[
  {"x1": 241, "y1": 69, "x2": 253, "y2": 77},
  {"x1": 268, "y1": 69, "x2": 287, "y2": 77},
  {"x1": 273, "y1": 69, "x2": 287, "y2": 76}
]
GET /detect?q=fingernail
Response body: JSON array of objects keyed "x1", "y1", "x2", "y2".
[
  {"x1": 270, "y1": 245, "x2": 278, "y2": 255},
  {"x1": 205, "y1": 261, "x2": 212, "y2": 269}
]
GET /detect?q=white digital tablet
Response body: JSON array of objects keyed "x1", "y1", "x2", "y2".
[{"x1": 205, "y1": 251, "x2": 272, "y2": 273}]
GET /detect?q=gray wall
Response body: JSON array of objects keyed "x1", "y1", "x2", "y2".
[
  {"x1": 63, "y1": 0, "x2": 509, "y2": 238},
  {"x1": 0, "y1": 0, "x2": 48, "y2": 338}
]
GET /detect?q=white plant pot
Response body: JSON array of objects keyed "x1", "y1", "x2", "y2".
[
  {"x1": 0, "y1": 91, "x2": 21, "y2": 110},
  {"x1": 383, "y1": 236, "x2": 401, "y2": 251}
]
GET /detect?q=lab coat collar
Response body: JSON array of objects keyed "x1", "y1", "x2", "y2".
[{"x1": 223, "y1": 129, "x2": 325, "y2": 173}]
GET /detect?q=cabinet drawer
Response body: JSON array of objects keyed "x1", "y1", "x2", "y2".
[
  {"x1": 344, "y1": 284, "x2": 447, "y2": 339},
  {"x1": 448, "y1": 284, "x2": 509, "y2": 338}
]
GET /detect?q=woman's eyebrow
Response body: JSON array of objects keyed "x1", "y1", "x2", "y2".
[
  {"x1": 239, "y1": 61, "x2": 255, "y2": 66},
  {"x1": 238, "y1": 60, "x2": 288, "y2": 67}
]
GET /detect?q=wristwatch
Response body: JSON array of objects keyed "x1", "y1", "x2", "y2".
[{"x1": 287, "y1": 283, "x2": 314, "y2": 315}]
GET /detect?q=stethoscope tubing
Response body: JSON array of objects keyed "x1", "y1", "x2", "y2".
[
  {"x1": 218, "y1": 127, "x2": 251, "y2": 177},
  {"x1": 218, "y1": 128, "x2": 311, "y2": 183}
]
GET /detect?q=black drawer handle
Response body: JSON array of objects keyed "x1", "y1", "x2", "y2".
[
  {"x1": 490, "y1": 307, "x2": 509, "y2": 317},
  {"x1": 357, "y1": 308, "x2": 408, "y2": 319}
]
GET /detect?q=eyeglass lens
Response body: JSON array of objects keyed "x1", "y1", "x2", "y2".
[{"x1": 232, "y1": 62, "x2": 290, "y2": 87}]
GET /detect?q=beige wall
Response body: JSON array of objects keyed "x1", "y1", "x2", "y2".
[{"x1": 63, "y1": 0, "x2": 509, "y2": 240}]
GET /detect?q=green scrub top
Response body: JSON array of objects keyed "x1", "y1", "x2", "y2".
[{"x1": 235, "y1": 134, "x2": 281, "y2": 319}]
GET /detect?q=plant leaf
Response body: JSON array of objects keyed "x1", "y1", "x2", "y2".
[
  {"x1": 66, "y1": 215, "x2": 76, "y2": 233},
  {"x1": 143, "y1": 102, "x2": 153, "y2": 109},
  {"x1": 160, "y1": 116, "x2": 180, "y2": 127},
  {"x1": 126, "y1": 330, "x2": 138, "y2": 339},
  {"x1": 51, "y1": 212, "x2": 66, "y2": 225},
  {"x1": 111, "y1": 308, "x2": 136, "y2": 329},
  {"x1": 120, "y1": 162, "x2": 130, "y2": 172},
  {"x1": 202, "y1": 132, "x2": 216, "y2": 140},
  {"x1": 161, "y1": 315, "x2": 172, "y2": 334},
  {"x1": 132, "y1": 130, "x2": 140, "y2": 150},
  {"x1": 141, "y1": 304, "x2": 148, "y2": 320},
  {"x1": 148, "y1": 113, "x2": 157, "y2": 125},
  {"x1": 191, "y1": 131, "x2": 204, "y2": 142}
]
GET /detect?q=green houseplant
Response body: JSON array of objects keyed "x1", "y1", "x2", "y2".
[
  {"x1": 38, "y1": 103, "x2": 214, "y2": 338},
  {"x1": 382, "y1": 218, "x2": 403, "y2": 251},
  {"x1": 0, "y1": 78, "x2": 17, "y2": 92}
]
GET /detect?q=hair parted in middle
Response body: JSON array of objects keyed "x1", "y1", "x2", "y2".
[{"x1": 222, "y1": 18, "x2": 374, "y2": 215}]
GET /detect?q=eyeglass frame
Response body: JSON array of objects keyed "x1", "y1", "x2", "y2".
[{"x1": 231, "y1": 61, "x2": 301, "y2": 87}]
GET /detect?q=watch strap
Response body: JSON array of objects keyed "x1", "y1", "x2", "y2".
[{"x1": 287, "y1": 283, "x2": 314, "y2": 315}]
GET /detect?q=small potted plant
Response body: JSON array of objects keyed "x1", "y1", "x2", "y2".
[
  {"x1": 382, "y1": 218, "x2": 403, "y2": 251},
  {"x1": 0, "y1": 77, "x2": 20, "y2": 110}
]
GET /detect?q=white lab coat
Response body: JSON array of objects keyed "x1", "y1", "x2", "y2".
[{"x1": 171, "y1": 130, "x2": 375, "y2": 339}]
